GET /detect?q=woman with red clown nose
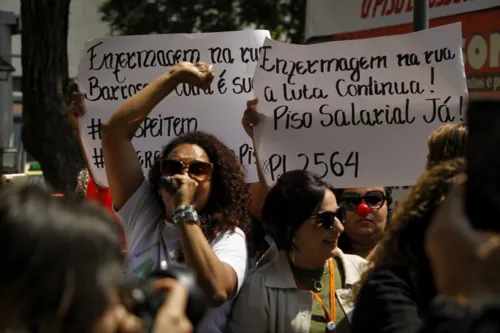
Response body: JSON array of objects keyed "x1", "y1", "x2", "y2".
[
  {"x1": 356, "y1": 202, "x2": 371, "y2": 219},
  {"x1": 335, "y1": 187, "x2": 393, "y2": 260}
]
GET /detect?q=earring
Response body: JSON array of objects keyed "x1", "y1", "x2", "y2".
[
  {"x1": 290, "y1": 236, "x2": 298, "y2": 264},
  {"x1": 290, "y1": 248, "x2": 296, "y2": 264}
]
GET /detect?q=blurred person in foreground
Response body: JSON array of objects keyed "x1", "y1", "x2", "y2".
[
  {"x1": 0, "y1": 185, "x2": 192, "y2": 333},
  {"x1": 418, "y1": 181, "x2": 500, "y2": 333},
  {"x1": 350, "y1": 158, "x2": 466, "y2": 333}
]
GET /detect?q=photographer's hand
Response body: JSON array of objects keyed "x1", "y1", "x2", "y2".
[
  {"x1": 94, "y1": 305, "x2": 143, "y2": 333},
  {"x1": 152, "y1": 278, "x2": 193, "y2": 333}
]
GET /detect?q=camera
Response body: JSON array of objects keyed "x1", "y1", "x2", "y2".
[{"x1": 120, "y1": 264, "x2": 207, "y2": 330}]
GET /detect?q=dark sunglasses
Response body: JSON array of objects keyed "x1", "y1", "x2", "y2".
[
  {"x1": 340, "y1": 190, "x2": 386, "y2": 211},
  {"x1": 310, "y1": 205, "x2": 346, "y2": 229},
  {"x1": 160, "y1": 159, "x2": 213, "y2": 182}
]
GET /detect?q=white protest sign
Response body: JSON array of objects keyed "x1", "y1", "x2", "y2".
[
  {"x1": 252, "y1": 23, "x2": 467, "y2": 188},
  {"x1": 390, "y1": 186, "x2": 411, "y2": 205},
  {"x1": 77, "y1": 30, "x2": 270, "y2": 187}
]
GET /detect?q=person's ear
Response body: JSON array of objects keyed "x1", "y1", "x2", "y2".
[{"x1": 288, "y1": 228, "x2": 299, "y2": 249}]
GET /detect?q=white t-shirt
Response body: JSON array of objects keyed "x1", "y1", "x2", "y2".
[{"x1": 116, "y1": 180, "x2": 248, "y2": 333}]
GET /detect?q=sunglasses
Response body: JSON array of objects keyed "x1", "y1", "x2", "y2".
[
  {"x1": 310, "y1": 205, "x2": 346, "y2": 229},
  {"x1": 340, "y1": 190, "x2": 386, "y2": 211},
  {"x1": 160, "y1": 159, "x2": 213, "y2": 182}
]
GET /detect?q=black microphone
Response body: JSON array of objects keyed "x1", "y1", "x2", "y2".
[{"x1": 158, "y1": 176, "x2": 180, "y2": 195}]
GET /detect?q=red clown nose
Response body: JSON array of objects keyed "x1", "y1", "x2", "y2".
[{"x1": 356, "y1": 203, "x2": 371, "y2": 217}]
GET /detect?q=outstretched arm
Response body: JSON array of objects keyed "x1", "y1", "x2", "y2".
[
  {"x1": 100, "y1": 62, "x2": 214, "y2": 210},
  {"x1": 68, "y1": 92, "x2": 101, "y2": 190},
  {"x1": 243, "y1": 98, "x2": 270, "y2": 219}
]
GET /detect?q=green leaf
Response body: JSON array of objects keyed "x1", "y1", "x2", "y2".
[{"x1": 99, "y1": 0, "x2": 305, "y2": 43}]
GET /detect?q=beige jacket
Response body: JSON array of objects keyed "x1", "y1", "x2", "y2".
[{"x1": 228, "y1": 245, "x2": 367, "y2": 333}]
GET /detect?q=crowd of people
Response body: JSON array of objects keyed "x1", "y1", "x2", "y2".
[{"x1": 1, "y1": 61, "x2": 500, "y2": 333}]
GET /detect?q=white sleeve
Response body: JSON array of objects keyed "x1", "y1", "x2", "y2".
[
  {"x1": 114, "y1": 180, "x2": 164, "y2": 248},
  {"x1": 210, "y1": 228, "x2": 248, "y2": 296}
]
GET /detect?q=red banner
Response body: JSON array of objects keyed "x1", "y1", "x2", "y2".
[{"x1": 361, "y1": 0, "x2": 488, "y2": 19}]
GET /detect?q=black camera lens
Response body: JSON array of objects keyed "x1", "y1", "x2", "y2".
[{"x1": 121, "y1": 264, "x2": 207, "y2": 330}]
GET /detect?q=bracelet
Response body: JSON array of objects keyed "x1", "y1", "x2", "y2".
[
  {"x1": 171, "y1": 205, "x2": 191, "y2": 220},
  {"x1": 173, "y1": 206, "x2": 200, "y2": 227}
]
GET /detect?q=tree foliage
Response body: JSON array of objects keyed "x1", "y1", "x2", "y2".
[
  {"x1": 99, "y1": 0, "x2": 306, "y2": 43},
  {"x1": 21, "y1": 0, "x2": 84, "y2": 191}
]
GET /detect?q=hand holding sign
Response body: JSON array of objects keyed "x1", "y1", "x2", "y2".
[
  {"x1": 252, "y1": 23, "x2": 468, "y2": 188},
  {"x1": 242, "y1": 98, "x2": 261, "y2": 139},
  {"x1": 175, "y1": 62, "x2": 215, "y2": 90},
  {"x1": 68, "y1": 92, "x2": 86, "y2": 132},
  {"x1": 77, "y1": 30, "x2": 271, "y2": 186}
]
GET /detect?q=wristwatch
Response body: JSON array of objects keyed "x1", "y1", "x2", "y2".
[{"x1": 173, "y1": 209, "x2": 200, "y2": 226}]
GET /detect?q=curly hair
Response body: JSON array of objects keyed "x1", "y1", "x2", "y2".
[
  {"x1": 427, "y1": 122, "x2": 467, "y2": 169},
  {"x1": 148, "y1": 131, "x2": 251, "y2": 242},
  {"x1": 354, "y1": 158, "x2": 466, "y2": 305}
]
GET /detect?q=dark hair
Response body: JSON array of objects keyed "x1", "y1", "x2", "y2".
[
  {"x1": 335, "y1": 187, "x2": 393, "y2": 254},
  {"x1": 148, "y1": 131, "x2": 251, "y2": 242},
  {"x1": 355, "y1": 158, "x2": 466, "y2": 307},
  {"x1": 261, "y1": 170, "x2": 335, "y2": 252},
  {"x1": 427, "y1": 122, "x2": 467, "y2": 169},
  {"x1": 0, "y1": 185, "x2": 122, "y2": 333}
]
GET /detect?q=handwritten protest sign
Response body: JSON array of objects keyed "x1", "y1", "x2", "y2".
[
  {"x1": 252, "y1": 23, "x2": 467, "y2": 188},
  {"x1": 77, "y1": 30, "x2": 270, "y2": 187}
]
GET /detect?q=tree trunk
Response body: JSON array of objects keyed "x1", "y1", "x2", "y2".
[{"x1": 21, "y1": 0, "x2": 84, "y2": 192}]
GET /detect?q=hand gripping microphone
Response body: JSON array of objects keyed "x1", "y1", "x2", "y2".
[{"x1": 158, "y1": 176, "x2": 180, "y2": 195}]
